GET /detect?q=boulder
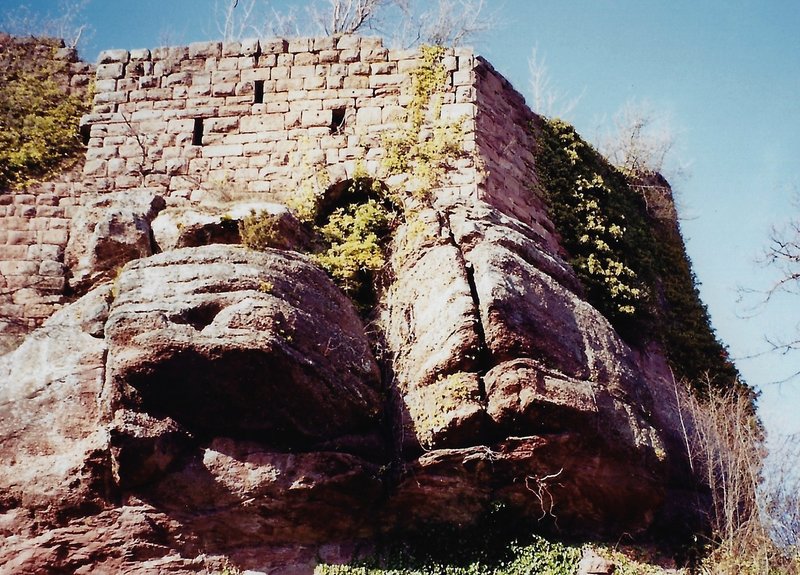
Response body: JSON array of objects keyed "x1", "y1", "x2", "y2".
[
  {"x1": 65, "y1": 190, "x2": 166, "y2": 294},
  {"x1": 0, "y1": 286, "x2": 113, "y2": 530},
  {"x1": 151, "y1": 201, "x2": 311, "y2": 252}
]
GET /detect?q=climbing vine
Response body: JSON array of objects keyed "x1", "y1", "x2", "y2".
[
  {"x1": 382, "y1": 44, "x2": 467, "y2": 200},
  {"x1": 0, "y1": 39, "x2": 90, "y2": 191},
  {"x1": 533, "y1": 117, "x2": 744, "y2": 396}
]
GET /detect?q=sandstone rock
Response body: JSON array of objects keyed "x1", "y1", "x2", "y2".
[
  {"x1": 151, "y1": 201, "x2": 311, "y2": 252},
  {"x1": 380, "y1": 209, "x2": 487, "y2": 452},
  {"x1": 105, "y1": 245, "x2": 383, "y2": 452},
  {"x1": 65, "y1": 190, "x2": 166, "y2": 294},
  {"x1": 578, "y1": 549, "x2": 616, "y2": 575},
  {"x1": 143, "y1": 440, "x2": 383, "y2": 547},
  {"x1": 0, "y1": 286, "x2": 113, "y2": 529}
]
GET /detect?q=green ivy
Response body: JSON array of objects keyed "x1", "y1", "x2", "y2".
[
  {"x1": 533, "y1": 117, "x2": 745, "y2": 397},
  {"x1": 0, "y1": 39, "x2": 90, "y2": 191}
]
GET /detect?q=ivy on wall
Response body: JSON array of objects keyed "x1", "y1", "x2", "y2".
[
  {"x1": 0, "y1": 38, "x2": 90, "y2": 191},
  {"x1": 533, "y1": 117, "x2": 745, "y2": 397}
]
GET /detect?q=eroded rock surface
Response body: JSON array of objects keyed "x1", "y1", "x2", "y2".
[{"x1": 1, "y1": 202, "x2": 701, "y2": 573}]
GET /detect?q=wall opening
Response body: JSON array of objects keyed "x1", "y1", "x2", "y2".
[
  {"x1": 80, "y1": 124, "x2": 91, "y2": 146},
  {"x1": 254, "y1": 80, "x2": 265, "y2": 104},
  {"x1": 330, "y1": 108, "x2": 346, "y2": 133},
  {"x1": 192, "y1": 118, "x2": 204, "y2": 146}
]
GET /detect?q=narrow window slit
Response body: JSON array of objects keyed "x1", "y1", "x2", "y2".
[
  {"x1": 330, "y1": 107, "x2": 346, "y2": 133},
  {"x1": 254, "y1": 80, "x2": 265, "y2": 104},
  {"x1": 80, "y1": 124, "x2": 91, "y2": 146},
  {"x1": 192, "y1": 118, "x2": 204, "y2": 146}
]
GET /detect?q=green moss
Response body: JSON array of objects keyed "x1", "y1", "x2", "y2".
[
  {"x1": 532, "y1": 117, "x2": 745, "y2": 397},
  {"x1": 0, "y1": 39, "x2": 90, "y2": 191}
]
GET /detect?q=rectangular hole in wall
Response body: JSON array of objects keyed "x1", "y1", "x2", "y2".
[
  {"x1": 254, "y1": 80, "x2": 265, "y2": 104},
  {"x1": 330, "y1": 107, "x2": 346, "y2": 133},
  {"x1": 192, "y1": 118, "x2": 204, "y2": 146},
  {"x1": 80, "y1": 123, "x2": 91, "y2": 146}
]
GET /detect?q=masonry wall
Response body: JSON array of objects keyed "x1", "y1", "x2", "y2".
[
  {"x1": 2, "y1": 34, "x2": 562, "y2": 353},
  {"x1": 81, "y1": 36, "x2": 481, "y2": 206}
]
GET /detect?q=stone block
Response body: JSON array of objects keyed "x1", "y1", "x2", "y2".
[
  {"x1": 277, "y1": 53, "x2": 294, "y2": 67},
  {"x1": 202, "y1": 144, "x2": 245, "y2": 158},
  {"x1": 343, "y1": 76, "x2": 370, "y2": 89},
  {"x1": 271, "y1": 66, "x2": 290, "y2": 80},
  {"x1": 440, "y1": 103, "x2": 476, "y2": 120},
  {"x1": 314, "y1": 37, "x2": 336, "y2": 51},
  {"x1": 207, "y1": 117, "x2": 239, "y2": 133},
  {"x1": 294, "y1": 52, "x2": 318, "y2": 66},
  {"x1": 130, "y1": 48, "x2": 151, "y2": 61},
  {"x1": 291, "y1": 65, "x2": 316, "y2": 79},
  {"x1": 349, "y1": 62, "x2": 370, "y2": 75},
  {"x1": 189, "y1": 41, "x2": 222, "y2": 59},
  {"x1": 96, "y1": 62, "x2": 125, "y2": 80},
  {"x1": 452, "y1": 69, "x2": 473, "y2": 86},
  {"x1": 241, "y1": 68, "x2": 271, "y2": 82},
  {"x1": 37, "y1": 229, "x2": 69, "y2": 245},
  {"x1": 218, "y1": 56, "x2": 241, "y2": 71},
  {"x1": 241, "y1": 38, "x2": 260, "y2": 56},
  {"x1": 0, "y1": 245, "x2": 27, "y2": 259},
  {"x1": 337, "y1": 35, "x2": 360, "y2": 50},
  {"x1": 288, "y1": 37, "x2": 311, "y2": 53},
  {"x1": 340, "y1": 49, "x2": 360, "y2": 63},
  {"x1": 39, "y1": 260, "x2": 66, "y2": 277},
  {"x1": 97, "y1": 49, "x2": 130, "y2": 64},
  {"x1": 212, "y1": 83, "x2": 237, "y2": 97},
  {"x1": 356, "y1": 107, "x2": 382, "y2": 126},
  {"x1": 0, "y1": 261, "x2": 39, "y2": 276},
  {"x1": 371, "y1": 62, "x2": 397, "y2": 75},
  {"x1": 94, "y1": 78, "x2": 118, "y2": 93},
  {"x1": 240, "y1": 114, "x2": 285, "y2": 132},
  {"x1": 301, "y1": 110, "x2": 333, "y2": 128},
  {"x1": 35, "y1": 206, "x2": 65, "y2": 218},
  {"x1": 361, "y1": 47, "x2": 388, "y2": 63},
  {"x1": 319, "y1": 50, "x2": 339, "y2": 64},
  {"x1": 211, "y1": 70, "x2": 240, "y2": 84},
  {"x1": 83, "y1": 159, "x2": 108, "y2": 177},
  {"x1": 303, "y1": 76, "x2": 326, "y2": 90},
  {"x1": 276, "y1": 78, "x2": 304, "y2": 92},
  {"x1": 370, "y1": 73, "x2": 406, "y2": 88}
]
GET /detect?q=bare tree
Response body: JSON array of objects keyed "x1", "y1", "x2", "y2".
[
  {"x1": 308, "y1": 0, "x2": 392, "y2": 35},
  {"x1": 527, "y1": 45, "x2": 582, "y2": 120},
  {"x1": 597, "y1": 99, "x2": 683, "y2": 178},
  {"x1": 758, "y1": 198, "x2": 800, "y2": 379},
  {"x1": 0, "y1": 0, "x2": 92, "y2": 49},
  {"x1": 211, "y1": 0, "x2": 492, "y2": 46}
]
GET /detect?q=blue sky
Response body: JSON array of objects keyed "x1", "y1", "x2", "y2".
[{"x1": 6, "y1": 0, "x2": 800, "y2": 438}]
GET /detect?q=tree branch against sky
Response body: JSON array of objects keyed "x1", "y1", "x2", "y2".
[
  {"x1": 0, "y1": 0, "x2": 92, "y2": 48},
  {"x1": 209, "y1": 0, "x2": 494, "y2": 46}
]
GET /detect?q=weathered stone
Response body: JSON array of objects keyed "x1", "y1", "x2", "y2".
[
  {"x1": 151, "y1": 201, "x2": 311, "y2": 252},
  {"x1": 64, "y1": 190, "x2": 166, "y2": 294},
  {"x1": 105, "y1": 245, "x2": 383, "y2": 448}
]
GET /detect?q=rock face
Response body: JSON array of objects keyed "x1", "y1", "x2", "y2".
[{"x1": 0, "y1": 193, "x2": 702, "y2": 573}]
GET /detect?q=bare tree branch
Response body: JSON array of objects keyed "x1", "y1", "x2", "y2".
[{"x1": 527, "y1": 45, "x2": 582, "y2": 120}]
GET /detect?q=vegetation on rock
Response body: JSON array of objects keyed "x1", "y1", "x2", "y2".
[
  {"x1": 0, "y1": 36, "x2": 90, "y2": 191},
  {"x1": 533, "y1": 117, "x2": 743, "y2": 397}
]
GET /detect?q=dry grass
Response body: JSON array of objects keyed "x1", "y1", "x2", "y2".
[{"x1": 683, "y1": 380, "x2": 800, "y2": 574}]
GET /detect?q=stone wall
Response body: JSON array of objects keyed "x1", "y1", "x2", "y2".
[
  {"x1": 2, "y1": 34, "x2": 563, "y2": 353},
  {"x1": 80, "y1": 36, "x2": 481, "y2": 206}
]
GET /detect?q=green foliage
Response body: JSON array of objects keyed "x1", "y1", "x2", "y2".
[
  {"x1": 314, "y1": 535, "x2": 582, "y2": 575},
  {"x1": 382, "y1": 45, "x2": 467, "y2": 200},
  {"x1": 239, "y1": 210, "x2": 283, "y2": 251},
  {"x1": 314, "y1": 198, "x2": 395, "y2": 295},
  {"x1": 0, "y1": 39, "x2": 90, "y2": 191},
  {"x1": 533, "y1": 118, "x2": 649, "y2": 324},
  {"x1": 533, "y1": 117, "x2": 744, "y2": 396}
]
